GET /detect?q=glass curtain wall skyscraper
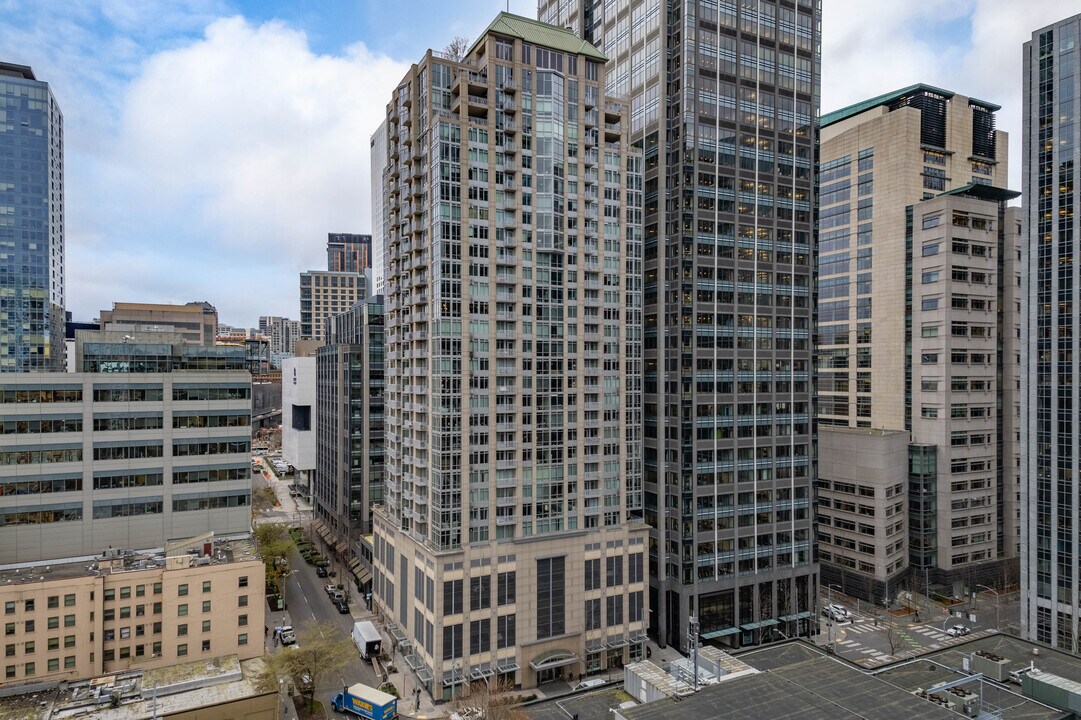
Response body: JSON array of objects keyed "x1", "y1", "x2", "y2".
[
  {"x1": 539, "y1": 0, "x2": 820, "y2": 650},
  {"x1": 0, "y1": 62, "x2": 65, "y2": 372},
  {"x1": 1022, "y1": 13, "x2": 1081, "y2": 654}
]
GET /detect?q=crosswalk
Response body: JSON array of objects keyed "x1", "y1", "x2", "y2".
[{"x1": 828, "y1": 620, "x2": 980, "y2": 668}]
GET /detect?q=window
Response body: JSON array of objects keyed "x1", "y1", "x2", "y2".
[
  {"x1": 606, "y1": 557, "x2": 623, "y2": 587},
  {"x1": 202, "y1": 620, "x2": 211, "y2": 633},
  {"x1": 47, "y1": 597, "x2": 58, "y2": 610},
  {"x1": 238, "y1": 576, "x2": 248, "y2": 588},
  {"x1": 536, "y1": 557, "x2": 566, "y2": 639},
  {"x1": 238, "y1": 633, "x2": 248, "y2": 646},
  {"x1": 23, "y1": 600, "x2": 33, "y2": 612},
  {"x1": 629, "y1": 554, "x2": 644, "y2": 583},
  {"x1": 47, "y1": 617, "x2": 58, "y2": 630},
  {"x1": 497, "y1": 572, "x2": 516, "y2": 606},
  {"x1": 202, "y1": 581, "x2": 212, "y2": 593},
  {"x1": 630, "y1": 591, "x2": 644, "y2": 623},
  {"x1": 238, "y1": 614, "x2": 248, "y2": 627},
  {"x1": 442, "y1": 624, "x2": 462, "y2": 661},
  {"x1": 64, "y1": 656, "x2": 75, "y2": 669},
  {"x1": 24, "y1": 662, "x2": 34, "y2": 677},
  {"x1": 178, "y1": 584, "x2": 188, "y2": 597},
  {"x1": 470, "y1": 576, "x2": 490, "y2": 611},
  {"x1": 178, "y1": 604, "x2": 188, "y2": 617},
  {"x1": 585, "y1": 598, "x2": 601, "y2": 630},
  {"x1": 202, "y1": 601, "x2": 211, "y2": 613},
  {"x1": 584, "y1": 558, "x2": 601, "y2": 591},
  {"x1": 177, "y1": 644, "x2": 187, "y2": 657},
  {"x1": 238, "y1": 595, "x2": 248, "y2": 608},
  {"x1": 7, "y1": 601, "x2": 20, "y2": 614},
  {"x1": 921, "y1": 353, "x2": 938, "y2": 365},
  {"x1": 153, "y1": 583, "x2": 162, "y2": 595},
  {"x1": 443, "y1": 580, "x2": 463, "y2": 615},
  {"x1": 64, "y1": 595, "x2": 75, "y2": 607},
  {"x1": 606, "y1": 595, "x2": 624, "y2": 626},
  {"x1": 178, "y1": 624, "x2": 188, "y2": 637},
  {"x1": 64, "y1": 615, "x2": 75, "y2": 628},
  {"x1": 922, "y1": 243, "x2": 940, "y2": 256},
  {"x1": 469, "y1": 619, "x2": 490, "y2": 654},
  {"x1": 201, "y1": 639, "x2": 210, "y2": 652},
  {"x1": 496, "y1": 615, "x2": 516, "y2": 649},
  {"x1": 921, "y1": 297, "x2": 939, "y2": 311},
  {"x1": 4, "y1": 624, "x2": 13, "y2": 636}
]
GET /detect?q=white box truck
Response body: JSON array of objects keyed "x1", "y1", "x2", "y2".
[{"x1": 352, "y1": 620, "x2": 382, "y2": 660}]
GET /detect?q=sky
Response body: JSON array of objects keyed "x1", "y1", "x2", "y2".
[{"x1": 0, "y1": 0, "x2": 1072, "y2": 328}]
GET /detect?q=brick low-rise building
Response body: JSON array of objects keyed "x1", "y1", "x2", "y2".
[{"x1": 0, "y1": 535, "x2": 263, "y2": 689}]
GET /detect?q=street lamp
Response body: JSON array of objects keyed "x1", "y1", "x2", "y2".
[{"x1": 976, "y1": 584, "x2": 1001, "y2": 630}]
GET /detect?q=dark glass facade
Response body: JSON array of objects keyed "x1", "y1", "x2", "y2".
[
  {"x1": 1023, "y1": 14, "x2": 1081, "y2": 653},
  {"x1": 315, "y1": 297, "x2": 385, "y2": 539},
  {"x1": 0, "y1": 63, "x2": 65, "y2": 371},
  {"x1": 539, "y1": 0, "x2": 820, "y2": 651}
]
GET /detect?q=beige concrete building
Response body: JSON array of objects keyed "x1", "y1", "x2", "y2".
[
  {"x1": 818, "y1": 85, "x2": 1021, "y2": 601},
  {"x1": 98, "y1": 302, "x2": 218, "y2": 346},
  {"x1": 299, "y1": 270, "x2": 365, "y2": 343},
  {"x1": 0, "y1": 536, "x2": 264, "y2": 689},
  {"x1": 0, "y1": 361, "x2": 253, "y2": 564},
  {"x1": 373, "y1": 13, "x2": 648, "y2": 696}
]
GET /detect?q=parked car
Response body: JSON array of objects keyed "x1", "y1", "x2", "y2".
[
  {"x1": 946, "y1": 625, "x2": 970, "y2": 637},
  {"x1": 279, "y1": 626, "x2": 297, "y2": 645},
  {"x1": 315, "y1": 565, "x2": 329, "y2": 578},
  {"x1": 335, "y1": 599, "x2": 350, "y2": 614}
]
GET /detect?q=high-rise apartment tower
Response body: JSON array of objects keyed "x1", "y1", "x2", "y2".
[
  {"x1": 1022, "y1": 13, "x2": 1081, "y2": 653},
  {"x1": 327, "y1": 233, "x2": 373, "y2": 275},
  {"x1": 372, "y1": 13, "x2": 649, "y2": 693},
  {"x1": 539, "y1": 0, "x2": 820, "y2": 650},
  {"x1": 0, "y1": 62, "x2": 65, "y2": 371},
  {"x1": 371, "y1": 122, "x2": 389, "y2": 297}
]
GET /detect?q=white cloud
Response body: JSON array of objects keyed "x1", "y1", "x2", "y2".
[
  {"x1": 822, "y1": 0, "x2": 1071, "y2": 192},
  {"x1": 66, "y1": 16, "x2": 411, "y2": 323}
]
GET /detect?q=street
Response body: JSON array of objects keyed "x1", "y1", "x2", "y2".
[
  {"x1": 817, "y1": 589, "x2": 1022, "y2": 668},
  {"x1": 254, "y1": 460, "x2": 381, "y2": 715}
]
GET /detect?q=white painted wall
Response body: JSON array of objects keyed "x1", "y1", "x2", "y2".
[{"x1": 282, "y1": 356, "x2": 316, "y2": 472}]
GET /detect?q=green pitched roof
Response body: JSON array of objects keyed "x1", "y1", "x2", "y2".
[
  {"x1": 470, "y1": 12, "x2": 607, "y2": 62},
  {"x1": 821, "y1": 83, "x2": 1005, "y2": 130},
  {"x1": 936, "y1": 182, "x2": 1020, "y2": 203}
]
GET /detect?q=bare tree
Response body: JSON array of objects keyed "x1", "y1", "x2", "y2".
[
  {"x1": 884, "y1": 619, "x2": 903, "y2": 656},
  {"x1": 444, "y1": 36, "x2": 471, "y2": 61},
  {"x1": 268, "y1": 622, "x2": 354, "y2": 710},
  {"x1": 450, "y1": 679, "x2": 530, "y2": 720}
]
